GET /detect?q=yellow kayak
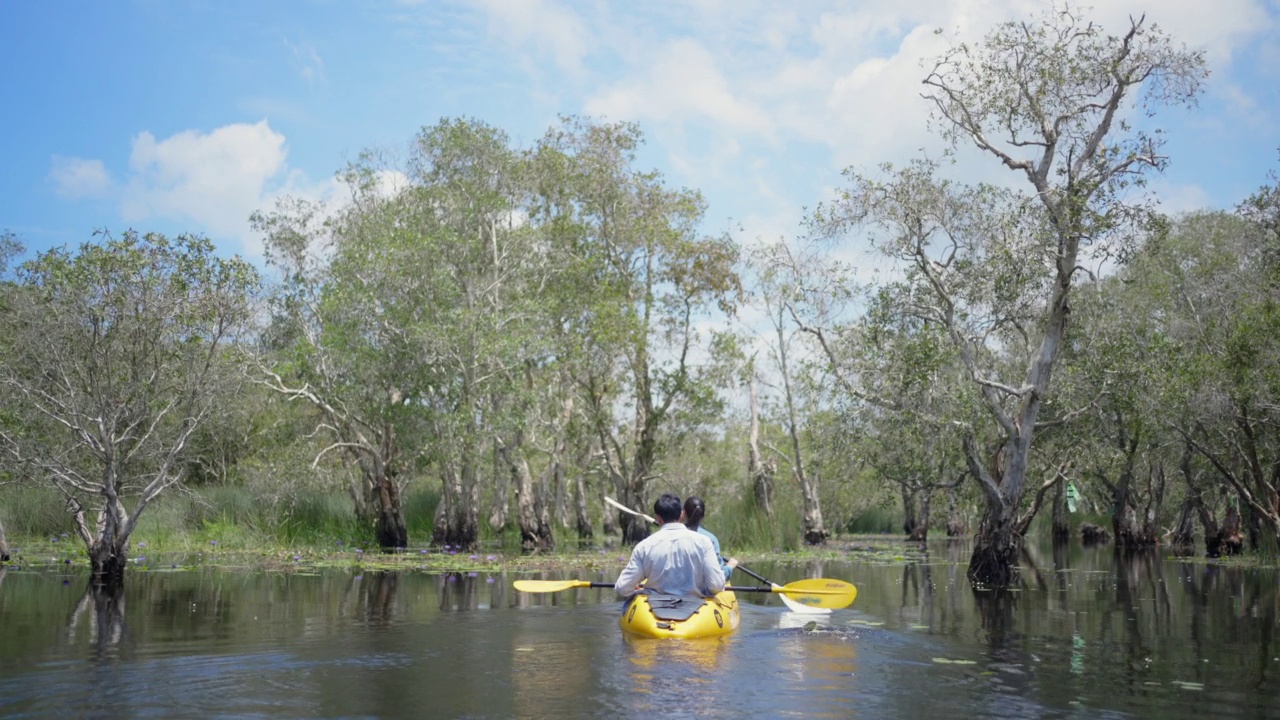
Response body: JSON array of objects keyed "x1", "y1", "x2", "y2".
[{"x1": 618, "y1": 590, "x2": 740, "y2": 639}]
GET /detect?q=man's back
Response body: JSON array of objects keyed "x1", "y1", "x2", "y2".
[{"x1": 615, "y1": 523, "x2": 726, "y2": 598}]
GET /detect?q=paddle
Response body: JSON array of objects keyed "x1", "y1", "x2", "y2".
[
  {"x1": 604, "y1": 495, "x2": 657, "y2": 525},
  {"x1": 731, "y1": 563, "x2": 834, "y2": 614},
  {"x1": 513, "y1": 577, "x2": 857, "y2": 610},
  {"x1": 604, "y1": 495, "x2": 842, "y2": 613}
]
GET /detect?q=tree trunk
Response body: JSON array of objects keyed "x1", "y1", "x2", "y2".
[
  {"x1": 1217, "y1": 498, "x2": 1244, "y2": 557},
  {"x1": 945, "y1": 485, "x2": 966, "y2": 537},
  {"x1": 1135, "y1": 463, "x2": 1166, "y2": 548},
  {"x1": 1109, "y1": 419, "x2": 1143, "y2": 550},
  {"x1": 1051, "y1": 479, "x2": 1070, "y2": 543},
  {"x1": 903, "y1": 486, "x2": 929, "y2": 541},
  {"x1": 69, "y1": 491, "x2": 131, "y2": 590},
  {"x1": 902, "y1": 487, "x2": 919, "y2": 538},
  {"x1": 0, "y1": 514, "x2": 9, "y2": 562},
  {"x1": 373, "y1": 471, "x2": 408, "y2": 550},
  {"x1": 619, "y1": 415, "x2": 658, "y2": 545},
  {"x1": 433, "y1": 455, "x2": 480, "y2": 550},
  {"x1": 747, "y1": 373, "x2": 774, "y2": 517},
  {"x1": 573, "y1": 467, "x2": 593, "y2": 541},
  {"x1": 599, "y1": 473, "x2": 620, "y2": 538},
  {"x1": 1170, "y1": 495, "x2": 1197, "y2": 554},
  {"x1": 498, "y1": 434, "x2": 554, "y2": 553},
  {"x1": 965, "y1": 435, "x2": 1024, "y2": 586},
  {"x1": 800, "y1": 465, "x2": 828, "y2": 545},
  {"x1": 548, "y1": 394, "x2": 576, "y2": 530},
  {"x1": 488, "y1": 442, "x2": 510, "y2": 533},
  {"x1": 968, "y1": 498, "x2": 1021, "y2": 587}
]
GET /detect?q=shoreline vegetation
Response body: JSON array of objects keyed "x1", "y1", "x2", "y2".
[{"x1": 2, "y1": 530, "x2": 1272, "y2": 578}]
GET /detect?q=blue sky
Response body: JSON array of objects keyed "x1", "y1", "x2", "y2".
[{"x1": 2, "y1": 0, "x2": 1278, "y2": 266}]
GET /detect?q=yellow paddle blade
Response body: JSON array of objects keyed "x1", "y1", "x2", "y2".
[
  {"x1": 774, "y1": 578, "x2": 858, "y2": 610},
  {"x1": 513, "y1": 579, "x2": 595, "y2": 593}
]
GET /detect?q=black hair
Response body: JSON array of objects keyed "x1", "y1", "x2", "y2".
[
  {"x1": 683, "y1": 496, "x2": 706, "y2": 531},
  {"x1": 653, "y1": 493, "x2": 683, "y2": 523}
]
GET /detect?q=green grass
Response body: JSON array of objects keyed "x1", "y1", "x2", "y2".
[{"x1": 844, "y1": 506, "x2": 900, "y2": 534}]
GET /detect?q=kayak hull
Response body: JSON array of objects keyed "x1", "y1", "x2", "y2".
[{"x1": 618, "y1": 590, "x2": 740, "y2": 639}]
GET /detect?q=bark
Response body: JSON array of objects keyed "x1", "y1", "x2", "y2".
[
  {"x1": 1105, "y1": 415, "x2": 1146, "y2": 548},
  {"x1": 1170, "y1": 495, "x2": 1197, "y2": 554},
  {"x1": 548, "y1": 394, "x2": 576, "y2": 529},
  {"x1": 433, "y1": 454, "x2": 480, "y2": 549},
  {"x1": 945, "y1": 485, "x2": 967, "y2": 537},
  {"x1": 0, "y1": 514, "x2": 8, "y2": 562},
  {"x1": 68, "y1": 490, "x2": 131, "y2": 589},
  {"x1": 747, "y1": 373, "x2": 774, "y2": 517},
  {"x1": 1050, "y1": 478, "x2": 1069, "y2": 543},
  {"x1": 573, "y1": 468, "x2": 593, "y2": 540},
  {"x1": 778, "y1": 324, "x2": 825, "y2": 545},
  {"x1": 1217, "y1": 499, "x2": 1244, "y2": 557},
  {"x1": 488, "y1": 443, "x2": 510, "y2": 532},
  {"x1": 1135, "y1": 462, "x2": 1167, "y2": 548},
  {"x1": 902, "y1": 486, "x2": 931, "y2": 541},
  {"x1": 599, "y1": 471, "x2": 620, "y2": 538},
  {"x1": 497, "y1": 432, "x2": 554, "y2": 553},
  {"x1": 373, "y1": 470, "x2": 408, "y2": 550}
]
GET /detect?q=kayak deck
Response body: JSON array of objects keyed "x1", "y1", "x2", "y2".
[{"x1": 618, "y1": 590, "x2": 740, "y2": 639}]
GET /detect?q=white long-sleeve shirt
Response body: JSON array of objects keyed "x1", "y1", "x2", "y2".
[{"x1": 614, "y1": 522, "x2": 727, "y2": 599}]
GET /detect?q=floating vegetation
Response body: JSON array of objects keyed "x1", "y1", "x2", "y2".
[
  {"x1": 1171, "y1": 680, "x2": 1204, "y2": 691},
  {"x1": 932, "y1": 658, "x2": 978, "y2": 665}
]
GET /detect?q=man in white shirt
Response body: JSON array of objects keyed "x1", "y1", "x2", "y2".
[{"x1": 614, "y1": 493, "x2": 726, "y2": 599}]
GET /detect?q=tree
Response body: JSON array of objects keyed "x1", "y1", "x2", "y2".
[
  {"x1": 533, "y1": 118, "x2": 741, "y2": 544},
  {"x1": 0, "y1": 231, "x2": 258, "y2": 588},
  {"x1": 749, "y1": 239, "x2": 837, "y2": 544},
  {"x1": 815, "y1": 6, "x2": 1204, "y2": 586}
]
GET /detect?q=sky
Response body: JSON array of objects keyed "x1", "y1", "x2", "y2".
[{"x1": 2, "y1": 0, "x2": 1278, "y2": 269}]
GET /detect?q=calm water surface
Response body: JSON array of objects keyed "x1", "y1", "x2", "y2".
[{"x1": 1, "y1": 541, "x2": 1277, "y2": 719}]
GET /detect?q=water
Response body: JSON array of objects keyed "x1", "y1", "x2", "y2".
[{"x1": 0, "y1": 542, "x2": 1276, "y2": 718}]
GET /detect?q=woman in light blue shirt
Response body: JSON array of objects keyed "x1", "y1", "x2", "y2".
[{"x1": 683, "y1": 496, "x2": 736, "y2": 581}]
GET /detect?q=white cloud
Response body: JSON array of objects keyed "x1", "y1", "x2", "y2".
[
  {"x1": 586, "y1": 37, "x2": 773, "y2": 137},
  {"x1": 115, "y1": 121, "x2": 343, "y2": 258},
  {"x1": 471, "y1": 0, "x2": 589, "y2": 76},
  {"x1": 50, "y1": 156, "x2": 112, "y2": 199},
  {"x1": 284, "y1": 39, "x2": 326, "y2": 84}
]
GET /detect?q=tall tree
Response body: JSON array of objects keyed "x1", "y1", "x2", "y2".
[
  {"x1": 533, "y1": 118, "x2": 741, "y2": 544},
  {"x1": 815, "y1": 6, "x2": 1204, "y2": 585},
  {"x1": 0, "y1": 232, "x2": 258, "y2": 588}
]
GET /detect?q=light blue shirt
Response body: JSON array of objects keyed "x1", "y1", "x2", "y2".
[
  {"x1": 696, "y1": 526, "x2": 732, "y2": 581},
  {"x1": 614, "y1": 523, "x2": 726, "y2": 599}
]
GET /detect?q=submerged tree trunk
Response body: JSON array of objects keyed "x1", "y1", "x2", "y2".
[
  {"x1": 0, "y1": 514, "x2": 8, "y2": 562},
  {"x1": 433, "y1": 454, "x2": 480, "y2": 550},
  {"x1": 1106, "y1": 418, "x2": 1144, "y2": 550},
  {"x1": 372, "y1": 470, "x2": 408, "y2": 550},
  {"x1": 1051, "y1": 479, "x2": 1070, "y2": 543},
  {"x1": 965, "y1": 436, "x2": 1025, "y2": 587},
  {"x1": 968, "y1": 498, "x2": 1021, "y2": 587},
  {"x1": 903, "y1": 486, "x2": 930, "y2": 541},
  {"x1": 68, "y1": 490, "x2": 132, "y2": 590},
  {"x1": 945, "y1": 485, "x2": 966, "y2": 537},
  {"x1": 1170, "y1": 495, "x2": 1197, "y2": 554}
]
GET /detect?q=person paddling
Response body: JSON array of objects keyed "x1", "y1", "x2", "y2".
[
  {"x1": 614, "y1": 493, "x2": 726, "y2": 600},
  {"x1": 683, "y1": 495, "x2": 737, "y2": 582}
]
